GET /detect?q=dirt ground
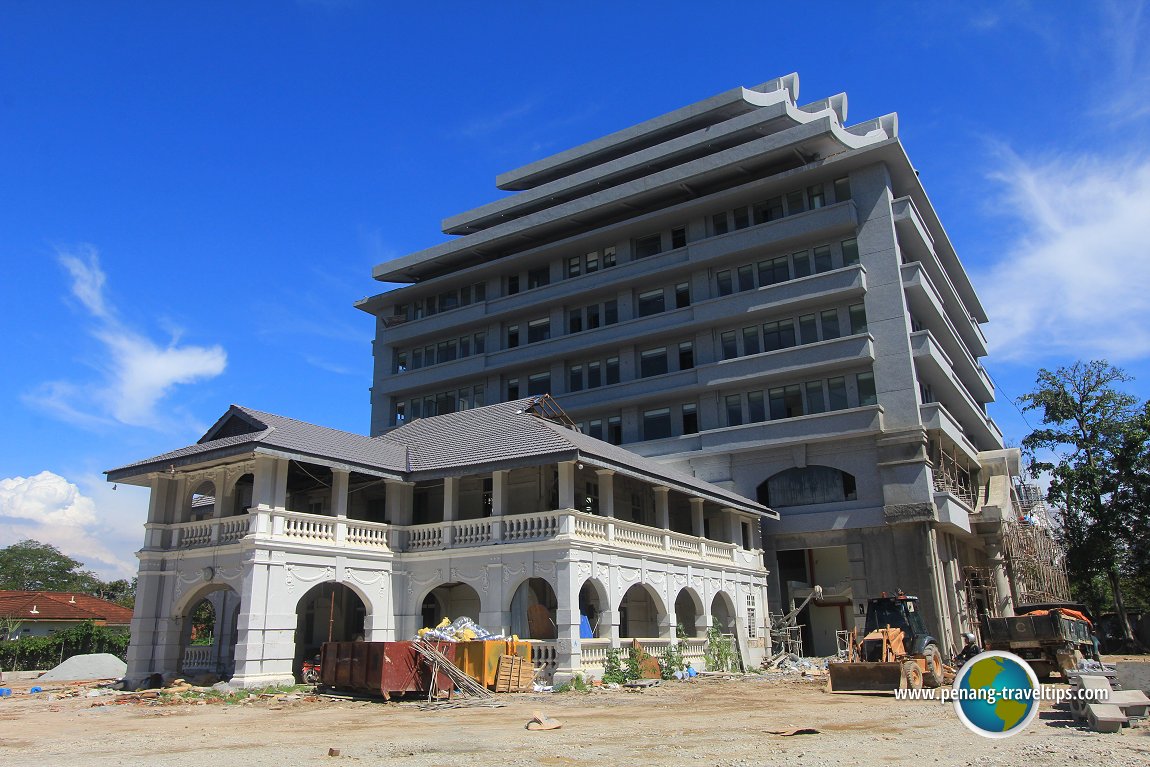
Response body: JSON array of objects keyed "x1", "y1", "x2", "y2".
[{"x1": 2, "y1": 666, "x2": 1148, "y2": 767}]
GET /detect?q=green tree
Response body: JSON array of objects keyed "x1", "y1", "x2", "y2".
[
  {"x1": 0, "y1": 540, "x2": 101, "y2": 592},
  {"x1": 1020, "y1": 360, "x2": 1142, "y2": 645},
  {"x1": 1112, "y1": 401, "x2": 1150, "y2": 614}
]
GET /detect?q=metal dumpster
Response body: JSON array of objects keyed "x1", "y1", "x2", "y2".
[
  {"x1": 319, "y1": 640, "x2": 456, "y2": 699},
  {"x1": 452, "y1": 640, "x2": 533, "y2": 690}
]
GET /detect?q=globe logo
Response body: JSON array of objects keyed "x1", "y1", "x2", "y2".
[{"x1": 953, "y1": 651, "x2": 1041, "y2": 738}]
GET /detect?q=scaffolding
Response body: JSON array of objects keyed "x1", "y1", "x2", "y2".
[
  {"x1": 1002, "y1": 481, "x2": 1072, "y2": 604},
  {"x1": 928, "y1": 437, "x2": 977, "y2": 507},
  {"x1": 962, "y1": 565, "x2": 999, "y2": 621}
]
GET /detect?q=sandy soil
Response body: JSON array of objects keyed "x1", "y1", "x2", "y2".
[{"x1": 1, "y1": 671, "x2": 1148, "y2": 767}]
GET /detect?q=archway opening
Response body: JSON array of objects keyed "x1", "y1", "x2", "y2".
[
  {"x1": 711, "y1": 591, "x2": 736, "y2": 633},
  {"x1": 675, "y1": 589, "x2": 702, "y2": 638},
  {"x1": 578, "y1": 580, "x2": 607, "y2": 638},
  {"x1": 295, "y1": 583, "x2": 366, "y2": 680},
  {"x1": 619, "y1": 584, "x2": 663, "y2": 639},
  {"x1": 510, "y1": 578, "x2": 557, "y2": 639},
  {"x1": 178, "y1": 585, "x2": 240, "y2": 679},
  {"x1": 421, "y1": 582, "x2": 482, "y2": 628},
  {"x1": 189, "y1": 480, "x2": 216, "y2": 522},
  {"x1": 231, "y1": 473, "x2": 254, "y2": 516},
  {"x1": 757, "y1": 465, "x2": 857, "y2": 507}
]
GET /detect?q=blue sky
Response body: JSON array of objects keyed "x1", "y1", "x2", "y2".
[{"x1": 2, "y1": 1, "x2": 1149, "y2": 579}]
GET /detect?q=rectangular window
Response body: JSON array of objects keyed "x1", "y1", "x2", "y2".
[
  {"x1": 763, "y1": 319, "x2": 796, "y2": 351},
  {"x1": 507, "y1": 274, "x2": 520, "y2": 295},
  {"x1": 711, "y1": 212, "x2": 729, "y2": 236},
  {"x1": 808, "y1": 184, "x2": 825, "y2": 210},
  {"x1": 833, "y1": 176, "x2": 851, "y2": 203},
  {"x1": 603, "y1": 247, "x2": 617, "y2": 268},
  {"x1": 737, "y1": 264, "x2": 755, "y2": 292},
  {"x1": 474, "y1": 332, "x2": 486, "y2": 354},
  {"x1": 841, "y1": 238, "x2": 860, "y2": 267},
  {"x1": 506, "y1": 324, "x2": 520, "y2": 348},
  {"x1": 678, "y1": 341, "x2": 694, "y2": 370},
  {"x1": 393, "y1": 401, "x2": 406, "y2": 425},
  {"x1": 671, "y1": 227, "x2": 687, "y2": 249},
  {"x1": 849, "y1": 304, "x2": 868, "y2": 335},
  {"x1": 643, "y1": 408, "x2": 672, "y2": 440},
  {"x1": 725, "y1": 395, "x2": 743, "y2": 427},
  {"x1": 733, "y1": 206, "x2": 750, "y2": 230},
  {"x1": 682, "y1": 403, "x2": 698, "y2": 435},
  {"x1": 720, "y1": 330, "x2": 738, "y2": 360},
  {"x1": 587, "y1": 304, "x2": 601, "y2": 329},
  {"x1": 425, "y1": 296, "x2": 438, "y2": 316},
  {"x1": 634, "y1": 234, "x2": 662, "y2": 259},
  {"x1": 411, "y1": 348, "x2": 423, "y2": 369},
  {"x1": 567, "y1": 256, "x2": 582, "y2": 279},
  {"x1": 588, "y1": 419, "x2": 603, "y2": 440},
  {"x1": 424, "y1": 345, "x2": 436, "y2": 365},
  {"x1": 758, "y1": 256, "x2": 790, "y2": 286},
  {"x1": 813, "y1": 245, "x2": 833, "y2": 273},
  {"x1": 716, "y1": 270, "x2": 733, "y2": 296},
  {"x1": 827, "y1": 377, "x2": 849, "y2": 410},
  {"x1": 460, "y1": 286, "x2": 473, "y2": 307},
  {"x1": 820, "y1": 309, "x2": 841, "y2": 340},
  {"x1": 568, "y1": 308, "x2": 583, "y2": 334},
  {"x1": 805, "y1": 381, "x2": 826, "y2": 414},
  {"x1": 474, "y1": 385, "x2": 484, "y2": 407},
  {"x1": 473, "y1": 282, "x2": 487, "y2": 301},
  {"x1": 857, "y1": 372, "x2": 878, "y2": 406},
  {"x1": 742, "y1": 326, "x2": 761, "y2": 356},
  {"x1": 604, "y1": 299, "x2": 618, "y2": 325},
  {"x1": 586, "y1": 252, "x2": 599, "y2": 273},
  {"x1": 393, "y1": 350, "x2": 407, "y2": 374},
  {"x1": 785, "y1": 189, "x2": 805, "y2": 215},
  {"x1": 640, "y1": 347, "x2": 668, "y2": 378},
  {"x1": 605, "y1": 356, "x2": 620, "y2": 385},
  {"x1": 675, "y1": 282, "x2": 691, "y2": 309},
  {"x1": 569, "y1": 365, "x2": 583, "y2": 392},
  {"x1": 439, "y1": 290, "x2": 459, "y2": 312},
  {"x1": 748, "y1": 390, "x2": 766, "y2": 423},
  {"x1": 607, "y1": 416, "x2": 622, "y2": 445},
  {"x1": 638, "y1": 288, "x2": 665, "y2": 317},
  {"x1": 754, "y1": 196, "x2": 784, "y2": 224},
  {"x1": 792, "y1": 250, "x2": 812, "y2": 278},
  {"x1": 528, "y1": 267, "x2": 550, "y2": 289},
  {"x1": 799, "y1": 314, "x2": 818, "y2": 344},
  {"x1": 442, "y1": 339, "x2": 458, "y2": 362},
  {"x1": 769, "y1": 385, "x2": 804, "y2": 419},
  {"x1": 528, "y1": 372, "x2": 551, "y2": 396},
  {"x1": 528, "y1": 318, "x2": 551, "y2": 344},
  {"x1": 459, "y1": 336, "x2": 471, "y2": 358},
  {"x1": 588, "y1": 361, "x2": 602, "y2": 388},
  {"x1": 507, "y1": 378, "x2": 520, "y2": 399}
]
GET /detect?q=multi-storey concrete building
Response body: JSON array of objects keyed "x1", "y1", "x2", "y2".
[{"x1": 358, "y1": 73, "x2": 1022, "y2": 657}]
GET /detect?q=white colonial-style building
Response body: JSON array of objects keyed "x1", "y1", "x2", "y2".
[{"x1": 108, "y1": 396, "x2": 773, "y2": 687}]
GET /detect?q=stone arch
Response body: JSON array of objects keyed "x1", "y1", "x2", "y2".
[
  {"x1": 417, "y1": 582, "x2": 482, "y2": 629},
  {"x1": 674, "y1": 587, "x2": 704, "y2": 638},
  {"x1": 577, "y1": 578, "x2": 609, "y2": 639},
  {"x1": 619, "y1": 583, "x2": 666, "y2": 639},
  {"x1": 757, "y1": 465, "x2": 857, "y2": 507},
  {"x1": 710, "y1": 590, "x2": 737, "y2": 633},
  {"x1": 294, "y1": 582, "x2": 367, "y2": 680},
  {"x1": 188, "y1": 479, "x2": 217, "y2": 522},
  {"x1": 509, "y1": 577, "x2": 558, "y2": 639},
  {"x1": 230, "y1": 473, "x2": 254, "y2": 516},
  {"x1": 174, "y1": 582, "x2": 241, "y2": 678}
]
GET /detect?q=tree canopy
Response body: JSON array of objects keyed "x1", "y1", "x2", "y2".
[{"x1": 0, "y1": 539, "x2": 135, "y2": 607}]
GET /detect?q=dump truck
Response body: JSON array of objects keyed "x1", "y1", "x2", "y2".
[
  {"x1": 979, "y1": 602, "x2": 1098, "y2": 680},
  {"x1": 828, "y1": 592, "x2": 946, "y2": 693}
]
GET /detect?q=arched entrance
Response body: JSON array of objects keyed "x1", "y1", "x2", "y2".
[
  {"x1": 178, "y1": 585, "x2": 240, "y2": 679},
  {"x1": 189, "y1": 480, "x2": 216, "y2": 522},
  {"x1": 510, "y1": 578, "x2": 557, "y2": 639},
  {"x1": 619, "y1": 583, "x2": 664, "y2": 639},
  {"x1": 295, "y1": 583, "x2": 366, "y2": 680},
  {"x1": 711, "y1": 591, "x2": 736, "y2": 633},
  {"x1": 578, "y1": 579, "x2": 608, "y2": 638},
  {"x1": 420, "y1": 582, "x2": 482, "y2": 628},
  {"x1": 674, "y1": 588, "x2": 703, "y2": 638}
]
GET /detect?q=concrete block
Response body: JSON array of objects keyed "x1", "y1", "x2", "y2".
[
  {"x1": 1108, "y1": 689, "x2": 1150, "y2": 719},
  {"x1": 1086, "y1": 703, "x2": 1127, "y2": 733},
  {"x1": 1117, "y1": 661, "x2": 1150, "y2": 695}
]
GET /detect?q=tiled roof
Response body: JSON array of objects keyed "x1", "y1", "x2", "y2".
[{"x1": 0, "y1": 591, "x2": 134, "y2": 624}]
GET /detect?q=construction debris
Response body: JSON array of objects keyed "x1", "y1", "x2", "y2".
[
  {"x1": 410, "y1": 639, "x2": 494, "y2": 700},
  {"x1": 37, "y1": 653, "x2": 126, "y2": 682},
  {"x1": 525, "y1": 711, "x2": 562, "y2": 730},
  {"x1": 1067, "y1": 672, "x2": 1150, "y2": 732}
]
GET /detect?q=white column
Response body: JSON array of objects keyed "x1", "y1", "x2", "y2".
[
  {"x1": 690, "y1": 497, "x2": 705, "y2": 538},
  {"x1": 442, "y1": 476, "x2": 459, "y2": 548},
  {"x1": 491, "y1": 470, "x2": 508, "y2": 542},
  {"x1": 553, "y1": 558, "x2": 583, "y2": 683},
  {"x1": 230, "y1": 553, "x2": 296, "y2": 688},
  {"x1": 332, "y1": 468, "x2": 349, "y2": 545},
  {"x1": 654, "y1": 486, "x2": 670, "y2": 529},
  {"x1": 596, "y1": 469, "x2": 615, "y2": 518},
  {"x1": 558, "y1": 461, "x2": 576, "y2": 510}
]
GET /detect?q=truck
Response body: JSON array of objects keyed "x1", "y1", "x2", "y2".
[{"x1": 979, "y1": 603, "x2": 1098, "y2": 680}]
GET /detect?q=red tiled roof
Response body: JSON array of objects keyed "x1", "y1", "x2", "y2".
[{"x1": 0, "y1": 591, "x2": 133, "y2": 625}]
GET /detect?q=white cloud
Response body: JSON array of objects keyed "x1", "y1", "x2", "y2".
[
  {"x1": 976, "y1": 150, "x2": 1150, "y2": 362},
  {"x1": 27, "y1": 247, "x2": 227, "y2": 430},
  {"x1": 0, "y1": 471, "x2": 140, "y2": 580}
]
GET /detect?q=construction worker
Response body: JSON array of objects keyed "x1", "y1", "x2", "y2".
[{"x1": 955, "y1": 632, "x2": 981, "y2": 666}]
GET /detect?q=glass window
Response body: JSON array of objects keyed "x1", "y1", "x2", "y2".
[
  {"x1": 857, "y1": 372, "x2": 878, "y2": 406},
  {"x1": 528, "y1": 267, "x2": 550, "y2": 289},
  {"x1": 748, "y1": 390, "x2": 766, "y2": 423},
  {"x1": 769, "y1": 385, "x2": 804, "y2": 419},
  {"x1": 742, "y1": 326, "x2": 761, "y2": 356},
  {"x1": 763, "y1": 319, "x2": 796, "y2": 351},
  {"x1": 820, "y1": 309, "x2": 841, "y2": 340},
  {"x1": 785, "y1": 189, "x2": 805, "y2": 215},
  {"x1": 737, "y1": 264, "x2": 755, "y2": 291},
  {"x1": 813, "y1": 245, "x2": 833, "y2": 273},
  {"x1": 605, "y1": 357, "x2": 620, "y2": 385},
  {"x1": 758, "y1": 256, "x2": 790, "y2": 286},
  {"x1": 717, "y1": 270, "x2": 733, "y2": 296},
  {"x1": 424, "y1": 345, "x2": 436, "y2": 365},
  {"x1": 588, "y1": 361, "x2": 602, "y2": 388},
  {"x1": 586, "y1": 252, "x2": 599, "y2": 273},
  {"x1": 640, "y1": 347, "x2": 668, "y2": 378},
  {"x1": 393, "y1": 401, "x2": 406, "y2": 425},
  {"x1": 720, "y1": 330, "x2": 738, "y2": 360},
  {"x1": 567, "y1": 256, "x2": 582, "y2": 279},
  {"x1": 587, "y1": 304, "x2": 600, "y2": 329},
  {"x1": 412, "y1": 348, "x2": 423, "y2": 369},
  {"x1": 607, "y1": 416, "x2": 622, "y2": 445},
  {"x1": 473, "y1": 282, "x2": 487, "y2": 301},
  {"x1": 527, "y1": 372, "x2": 550, "y2": 396},
  {"x1": 528, "y1": 318, "x2": 551, "y2": 344},
  {"x1": 675, "y1": 282, "x2": 691, "y2": 309},
  {"x1": 442, "y1": 339, "x2": 457, "y2": 362},
  {"x1": 682, "y1": 403, "x2": 698, "y2": 435},
  {"x1": 808, "y1": 184, "x2": 825, "y2": 209},
  {"x1": 799, "y1": 314, "x2": 818, "y2": 344},
  {"x1": 474, "y1": 332, "x2": 486, "y2": 354},
  {"x1": 733, "y1": 206, "x2": 750, "y2": 229},
  {"x1": 506, "y1": 324, "x2": 520, "y2": 348},
  {"x1": 569, "y1": 365, "x2": 583, "y2": 392},
  {"x1": 439, "y1": 290, "x2": 459, "y2": 312},
  {"x1": 711, "y1": 212, "x2": 729, "y2": 235},
  {"x1": 725, "y1": 395, "x2": 743, "y2": 427},
  {"x1": 603, "y1": 247, "x2": 617, "y2": 268},
  {"x1": 841, "y1": 238, "x2": 860, "y2": 267},
  {"x1": 507, "y1": 274, "x2": 520, "y2": 295},
  {"x1": 634, "y1": 234, "x2": 662, "y2": 259},
  {"x1": 604, "y1": 300, "x2": 618, "y2": 325},
  {"x1": 643, "y1": 408, "x2": 672, "y2": 440},
  {"x1": 754, "y1": 196, "x2": 784, "y2": 224},
  {"x1": 588, "y1": 419, "x2": 603, "y2": 440},
  {"x1": 849, "y1": 304, "x2": 868, "y2": 335},
  {"x1": 833, "y1": 176, "x2": 852, "y2": 202},
  {"x1": 474, "y1": 385, "x2": 484, "y2": 407},
  {"x1": 805, "y1": 381, "x2": 826, "y2": 414},
  {"x1": 394, "y1": 350, "x2": 407, "y2": 374},
  {"x1": 411, "y1": 398, "x2": 423, "y2": 419},
  {"x1": 828, "y1": 377, "x2": 849, "y2": 410},
  {"x1": 678, "y1": 341, "x2": 694, "y2": 370},
  {"x1": 568, "y1": 309, "x2": 583, "y2": 334},
  {"x1": 459, "y1": 336, "x2": 471, "y2": 357},
  {"x1": 507, "y1": 378, "x2": 520, "y2": 399},
  {"x1": 460, "y1": 286, "x2": 472, "y2": 307},
  {"x1": 638, "y1": 289, "x2": 665, "y2": 317},
  {"x1": 792, "y1": 250, "x2": 812, "y2": 278},
  {"x1": 671, "y1": 227, "x2": 686, "y2": 249}
]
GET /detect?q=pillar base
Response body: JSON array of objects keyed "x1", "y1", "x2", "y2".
[{"x1": 228, "y1": 672, "x2": 297, "y2": 689}]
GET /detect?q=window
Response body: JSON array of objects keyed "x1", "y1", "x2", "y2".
[
  {"x1": 769, "y1": 385, "x2": 803, "y2": 419},
  {"x1": 393, "y1": 350, "x2": 408, "y2": 374},
  {"x1": 682, "y1": 403, "x2": 698, "y2": 434},
  {"x1": 586, "y1": 252, "x2": 599, "y2": 273},
  {"x1": 758, "y1": 256, "x2": 790, "y2": 286},
  {"x1": 412, "y1": 348, "x2": 423, "y2": 368},
  {"x1": 857, "y1": 372, "x2": 877, "y2": 406},
  {"x1": 675, "y1": 282, "x2": 691, "y2": 309},
  {"x1": 528, "y1": 372, "x2": 551, "y2": 396},
  {"x1": 603, "y1": 247, "x2": 617, "y2": 268},
  {"x1": 528, "y1": 267, "x2": 550, "y2": 289},
  {"x1": 587, "y1": 304, "x2": 600, "y2": 329},
  {"x1": 813, "y1": 245, "x2": 833, "y2": 273},
  {"x1": 392, "y1": 401, "x2": 406, "y2": 426},
  {"x1": 799, "y1": 314, "x2": 818, "y2": 344},
  {"x1": 725, "y1": 395, "x2": 743, "y2": 427},
  {"x1": 507, "y1": 274, "x2": 520, "y2": 295},
  {"x1": 439, "y1": 290, "x2": 459, "y2": 312},
  {"x1": 759, "y1": 465, "x2": 858, "y2": 507},
  {"x1": 833, "y1": 176, "x2": 851, "y2": 202},
  {"x1": 474, "y1": 332, "x2": 486, "y2": 354},
  {"x1": 527, "y1": 318, "x2": 551, "y2": 344},
  {"x1": 473, "y1": 282, "x2": 487, "y2": 301},
  {"x1": 678, "y1": 341, "x2": 694, "y2": 370},
  {"x1": 587, "y1": 419, "x2": 603, "y2": 440},
  {"x1": 820, "y1": 309, "x2": 841, "y2": 340},
  {"x1": 841, "y1": 238, "x2": 860, "y2": 267},
  {"x1": 568, "y1": 309, "x2": 583, "y2": 334},
  {"x1": 459, "y1": 336, "x2": 471, "y2": 357},
  {"x1": 808, "y1": 184, "x2": 825, "y2": 210},
  {"x1": 827, "y1": 377, "x2": 848, "y2": 410},
  {"x1": 792, "y1": 250, "x2": 812, "y2": 278},
  {"x1": 640, "y1": 347, "x2": 668, "y2": 378},
  {"x1": 716, "y1": 270, "x2": 733, "y2": 296},
  {"x1": 607, "y1": 416, "x2": 622, "y2": 445},
  {"x1": 733, "y1": 206, "x2": 750, "y2": 230},
  {"x1": 711, "y1": 213, "x2": 729, "y2": 236},
  {"x1": 742, "y1": 326, "x2": 761, "y2": 356},
  {"x1": 605, "y1": 356, "x2": 620, "y2": 385},
  {"x1": 638, "y1": 288, "x2": 665, "y2": 317},
  {"x1": 567, "y1": 256, "x2": 582, "y2": 279},
  {"x1": 720, "y1": 330, "x2": 738, "y2": 360},
  {"x1": 604, "y1": 299, "x2": 618, "y2": 324},
  {"x1": 634, "y1": 234, "x2": 662, "y2": 259},
  {"x1": 588, "y1": 361, "x2": 602, "y2": 388},
  {"x1": 643, "y1": 408, "x2": 672, "y2": 440},
  {"x1": 507, "y1": 378, "x2": 520, "y2": 399},
  {"x1": 805, "y1": 381, "x2": 826, "y2": 414},
  {"x1": 754, "y1": 196, "x2": 784, "y2": 224},
  {"x1": 506, "y1": 324, "x2": 520, "y2": 348},
  {"x1": 763, "y1": 319, "x2": 796, "y2": 352},
  {"x1": 737, "y1": 264, "x2": 755, "y2": 292},
  {"x1": 849, "y1": 304, "x2": 868, "y2": 335},
  {"x1": 671, "y1": 227, "x2": 687, "y2": 249},
  {"x1": 568, "y1": 365, "x2": 583, "y2": 392},
  {"x1": 785, "y1": 189, "x2": 805, "y2": 215},
  {"x1": 748, "y1": 390, "x2": 766, "y2": 423}
]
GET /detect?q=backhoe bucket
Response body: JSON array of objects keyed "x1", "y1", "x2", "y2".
[{"x1": 827, "y1": 662, "x2": 906, "y2": 694}]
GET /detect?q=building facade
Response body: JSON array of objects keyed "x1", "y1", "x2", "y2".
[
  {"x1": 109, "y1": 399, "x2": 771, "y2": 688},
  {"x1": 358, "y1": 74, "x2": 1023, "y2": 657}
]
